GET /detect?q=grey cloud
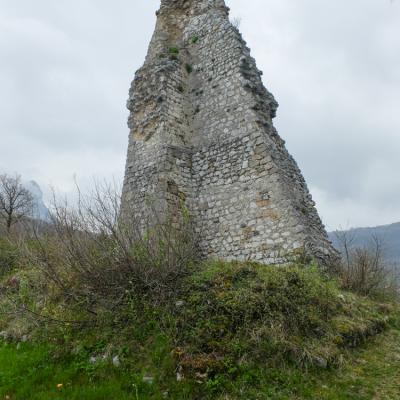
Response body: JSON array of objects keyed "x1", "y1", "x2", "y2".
[
  {"x1": 230, "y1": 0, "x2": 400, "y2": 227},
  {"x1": 0, "y1": 0, "x2": 399, "y2": 229}
]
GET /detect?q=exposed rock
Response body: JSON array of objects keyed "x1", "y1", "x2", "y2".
[
  {"x1": 112, "y1": 355, "x2": 121, "y2": 367},
  {"x1": 315, "y1": 356, "x2": 328, "y2": 369},
  {"x1": 143, "y1": 375, "x2": 155, "y2": 384}
]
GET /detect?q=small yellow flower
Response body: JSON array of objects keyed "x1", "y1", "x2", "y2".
[{"x1": 56, "y1": 384, "x2": 63, "y2": 389}]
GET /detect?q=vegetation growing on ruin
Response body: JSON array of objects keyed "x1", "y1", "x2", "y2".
[
  {"x1": 0, "y1": 183, "x2": 399, "y2": 399},
  {"x1": 168, "y1": 47, "x2": 180, "y2": 55},
  {"x1": 0, "y1": 252, "x2": 400, "y2": 399},
  {"x1": 0, "y1": 237, "x2": 399, "y2": 398},
  {"x1": 185, "y1": 63, "x2": 193, "y2": 74}
]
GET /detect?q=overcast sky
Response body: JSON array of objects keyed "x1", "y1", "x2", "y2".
[{"x1": 0, "y1": 0, "x2": 399, "y2": 230}]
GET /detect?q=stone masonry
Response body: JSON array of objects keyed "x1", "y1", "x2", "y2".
[{"x1": 122, "y1": 0, "x2": 337, "y2": 265}]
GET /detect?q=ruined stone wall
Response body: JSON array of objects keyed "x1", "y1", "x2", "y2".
[{"x1": 122, "y1": 0, "x2": 337, "y2": 264}]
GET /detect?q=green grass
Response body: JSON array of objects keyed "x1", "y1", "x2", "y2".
[
  {"x1": 1, "y1": 327, "x2": 399, "y2": 399},
  {"x1": 173, "y1": 262, "x2": 392, "y2": 373},
  {"x1": 1, "y1": 260, "x2": 399, "y2": 399},
  {"x1": 0, "y1": 338, "x2": 194, "y2": 400},
  {"x1": 0, "y1": 341, "x2": 135, "y2": 399},
  {"x1": 314, "y1": 328, "x2": 400, "y2": 400}
]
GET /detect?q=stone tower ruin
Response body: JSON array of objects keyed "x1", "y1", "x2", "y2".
[{"x1": 122, "y1": 0, "x2": 337, "y2": 264}]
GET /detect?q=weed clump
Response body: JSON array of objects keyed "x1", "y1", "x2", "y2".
[
  {"x1": 168, "y1": 47, "x2": 179, "y2": 55},
  {"x1": 167, "y1": 47, "x2": 181, "y2": 61}
]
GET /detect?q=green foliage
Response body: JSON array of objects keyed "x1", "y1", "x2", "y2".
[
  {"x1": 168, "y1": 47, "x2": 180, "y2": 61},
  {"x1": 168, "y1": 47, "x2": 180, "y2": 55},
  {"x1": 191, "y1": 36, "x2": 199, "y2": 44}
]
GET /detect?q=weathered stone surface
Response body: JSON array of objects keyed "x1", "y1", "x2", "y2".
[{"x1": 121, "y1": 0, "x2": 338, "y2": 265}]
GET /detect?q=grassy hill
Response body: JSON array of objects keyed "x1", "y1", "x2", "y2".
[{"x1": 0, "y1": 254, "x2": 399, "y2": 399}]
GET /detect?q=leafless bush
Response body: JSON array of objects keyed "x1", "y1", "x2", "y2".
[
  {"x1": 334, "y1": 230, "x2": 398, "y2": 298},
  {"x1": 24, "y1": 181, "x2": 198, "y2": 324}
]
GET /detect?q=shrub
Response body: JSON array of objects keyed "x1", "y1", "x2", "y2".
[
  {"x1": 22, "y1": 182, "x2": 198, "y2": 325},
  {"x1": 334, "y1": 230, "x2": 398, "y2": 299}
]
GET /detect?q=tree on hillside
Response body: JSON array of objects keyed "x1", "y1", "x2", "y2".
[
  {"x1": 0, "y1": 174, "x2": 34, "y2": 233},
  {"x1": 334, "y1": 229, "x2": 398, "y2": 297}
]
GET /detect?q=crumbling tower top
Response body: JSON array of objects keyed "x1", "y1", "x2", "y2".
[{"x1": 159, "y1": 0, "x2": 228, "y2": 12}]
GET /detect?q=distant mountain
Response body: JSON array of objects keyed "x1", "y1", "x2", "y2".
[
  {"x1": 329, "y1": 223, "x2": 400, "y2": 264},
  {"x1": 24, "y1": 181, "x2": 50, "y2": 221}
]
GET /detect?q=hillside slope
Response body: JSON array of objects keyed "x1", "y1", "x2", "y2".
[
  {"x1": 1, "y1": 257, "x2": 399, "y2": 399},
  {"x1": 1, "y1": 325, "x2": 399, "y2": 399}
]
